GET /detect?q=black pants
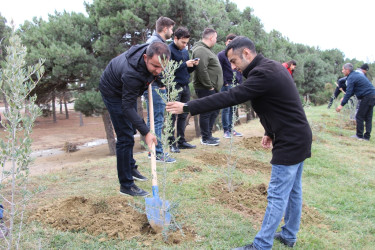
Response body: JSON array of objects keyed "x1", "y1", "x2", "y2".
[
  {"x1": 356, "y1": 95, "x2": 375, "y2": 140},
  {"x1": 195, "y1": 88, "x2": 219, "y2": 140},
  {"x1": 169, "y1": 85, "x2": 191, "y2": 144}
]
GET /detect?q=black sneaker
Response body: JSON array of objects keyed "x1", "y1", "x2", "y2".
[
  {"x1": 274, "y1": 232, "x2": 295, "y2": 248},
  {"x1": 170, "y1": 144, "x2": 180, "y2": 153},
  {"x1": 120, "y1": 184, "x2": 149, "y2": 197},
  {"x1": 132, "y1": 168, "x2": 148, "y2": 181},
  {"x1": 201, "y1": 138, "x2": 219, "y2": 146},
  {"x1": 210, "y1": 136, "x2": 220, "y2": 142},
  {"x1": 178, "y1": 141, "x2": 196, "y2": 149},
  {"x1": 232, "y1": 243, "x2": 257, "y2": 250}
]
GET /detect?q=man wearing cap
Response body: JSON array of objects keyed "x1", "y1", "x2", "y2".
[
  {"x1": 356, "y1": 63, "x2": 369, "y2": 77},
  {"x1": 336, "y1": 63, "x2": 375, "y2": 141}
]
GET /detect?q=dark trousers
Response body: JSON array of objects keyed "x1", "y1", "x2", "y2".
[
  {"x1": 356, "y1": 95, "x2": 375, "y2": 140},
  {"x1": 195, "y1": 88, "x2": 219, "y2": 140},
  {"x1": 169, "y1": 85, "x2": 191, "y2": 145},
  {"x1": 101, "y1": 95, "x2": 136, "y2": 188}
]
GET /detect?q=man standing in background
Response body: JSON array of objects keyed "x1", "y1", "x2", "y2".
[
  {"x1": 145, "y1": 16, "x2": 176, "y2": 163},
  {"x1": 336, "y1": 63, "x2": 375, "y2": 141},
  {"x1": 192, "y1": 28, "x2": 223, "y2": 146},
  {"x1": 218, "y1": 33, "x2": 243, "y2": 139},
  {"x1": 168, "y1": 27, "x2": 199, "y2": 153}
]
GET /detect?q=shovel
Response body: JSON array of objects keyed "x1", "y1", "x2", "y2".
[{"x1": 145, "y1": 83, "x2": 171, "y2": 233}]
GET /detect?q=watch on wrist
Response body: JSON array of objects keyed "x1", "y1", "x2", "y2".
[{"x1": 183, "y1": 103, "x2": 190, "y2": 113}]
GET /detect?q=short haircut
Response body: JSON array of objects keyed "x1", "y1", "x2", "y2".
[
  {"x1": 146, "y1": 42, "x2": 171, "y2": 60},
  {"x1": 226, "y1": 33, "x2": 237, "y2": 41},
  {"x1": 155, "y1": 16, "x2": 175, "y2": 33},
  {"x1": 174, "y1": 27, "x2": 190, "y2": 39},
  {"x1": 343, "y1": 63, "x2": 354, "y2": 72},
  {"x1": 225, "y1": 36, "x2": 256, "y2": 57},
  {"x1": 287, "y1": 60, "x2": 297, "y2": 67},
  {"x1": 202, "y1": 28, "x2": 217, "y2": 39}
]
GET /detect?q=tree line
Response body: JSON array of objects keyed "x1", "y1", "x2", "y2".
[{"x1": 0, "y1": 0, "x2": 374, "y2": 149}]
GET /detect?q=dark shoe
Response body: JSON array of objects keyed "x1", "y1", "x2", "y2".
[
  {"x1": 156, "y1": 154, "x2": 176, "y2": 163},
  {"x1": 170, "y1": 144, "x2": 180, "y2": 153},
  {"x1": 132, "y1": 168, "x2": 148, "y2": 181},
  {"x1": 201, "y1": 138, "x2": 219, "y2": 146},
  {"x1": 210, "y1": 136, "x2": 220, "y2": 142},
  {"x1": 120, "y1": 185, "x2": 149, "y2": 197},
  {"x1": 178, "y1": 141, "x2": 196, "y2": 149},
  {"x1": 232, "y1": 243, "x2": 257, "y2": 250},
  {"x1": 274, "y1": 232, "x2": 296, "y2": 248}
]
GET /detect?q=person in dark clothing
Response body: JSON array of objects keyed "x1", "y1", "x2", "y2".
[
  {"x1": 217, "y1": 33, "x2": 243, "y2": 139},
  {"x1": 166, "y1": 36, "x2": 312, "y2": 250},
  {"x1": 168, "y1": 27, "x2": 199, "y2": 153},
  {"x1": 336, "y1": 63, "x2": 375, "y2": 141},
  {"x1": 327, "y1": 76, "x2": 347, "y2": 108},
  {"x1": 100, "y1": 42, "x2": 170, "y2": 197}
]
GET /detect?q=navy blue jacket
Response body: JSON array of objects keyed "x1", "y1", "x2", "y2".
[
  {"x1": 341, "y1": 71, "x2": 375, "y2": 106},
  {"x1": 187, "y1": 54, "x2": 312, "y2": 165},
  {"x1": 169, "y1": 42, "x2": 196, "y2": 86},
  {"x1": 217, "y1": 50, "x2": 242, "y2": 85},
  {"x1": 100, "y1": 44, "x2": 159, "y2": 136}
]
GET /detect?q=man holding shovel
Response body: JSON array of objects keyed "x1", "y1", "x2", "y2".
[
  {"x1": 100, "y1": 42, "x2": 170, "y2": 197},
  {"x1": 167, "y1": 36, "x2": 312, "y2": 249}
]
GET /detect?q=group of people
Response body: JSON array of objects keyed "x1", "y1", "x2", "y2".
[
  {"x1": 100, "y1": 15, "x2": 313, "y2": 249},
  {"x1": 327, "y1": 63, "x2": 375, "y2": 141}
]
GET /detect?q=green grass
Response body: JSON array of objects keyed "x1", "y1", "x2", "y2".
[{"x1": 10, "y1": 105, "x2": 375, "y2": 249}]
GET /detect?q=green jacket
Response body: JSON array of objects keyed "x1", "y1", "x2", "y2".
[{"x1": 192, "y1": 41, "x2": 223, "y2": 91}]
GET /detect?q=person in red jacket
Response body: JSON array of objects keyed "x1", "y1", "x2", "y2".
[{"x1": 282, "y1": 60, "x2": 297, "y2": 77}]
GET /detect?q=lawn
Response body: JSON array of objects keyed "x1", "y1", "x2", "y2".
[{"x1": 7, "y1": 105, "x2": 375, "y2": 249}]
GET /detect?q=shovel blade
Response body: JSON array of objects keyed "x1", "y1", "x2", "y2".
[{"x1": 145, "y1": 196, "x2": 171, "y2": 232}]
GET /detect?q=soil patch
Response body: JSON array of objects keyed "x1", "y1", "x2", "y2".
[
  {"x1": 209, "y1": 181, "x2": 268, "y2": 227},
  {"x1": 29, "y1": 196, "x2": 196, "y2": 245},
  {"x1": 209, "y1": 181, "x2": 329, "y2": 230},
  {"x1": 196, "y1": 152, "x2": 271, "y2": 174},
  {"x1": 240, "y1": 136, "x2": 270, "y2": 151}
]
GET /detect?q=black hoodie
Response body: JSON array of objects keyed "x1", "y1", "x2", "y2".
[{"x1": 100, "y1": 44, "x2": 158, "y2": 136}]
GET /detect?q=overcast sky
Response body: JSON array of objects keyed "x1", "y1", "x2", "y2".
[{"x1": 2, "y1": 0, "x2": 374, "y2": 62}]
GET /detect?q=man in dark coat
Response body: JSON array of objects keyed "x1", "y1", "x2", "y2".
[
  {"x1": 166, "y1": 36, "x2": 312, "y2": 250},
  {"x1": 336, "y1": 63, "x2": 375, "y2": 141},
  {"x1": 100, "y1": 42, "x2": 170, "y2": 197}
]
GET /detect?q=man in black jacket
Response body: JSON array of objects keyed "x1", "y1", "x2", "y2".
[
  {"x1": 166, "y1": 36, "x2": 312, "y2": 250},
  {"x1": 100, "y1": 42, "x2": 170, "y2": 197}
]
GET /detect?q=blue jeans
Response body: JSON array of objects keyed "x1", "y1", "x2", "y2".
[
  {"x1": 253, "y1": 162, "x2": 304, "y2": 250},
  {"x1": 144, "y1": 86, "x2": 166, "y2": 155},
  {"x1": 101, "y1": 95, "x2": 137, "y2": 188},
  {"x1": 221, "y1": 85, "x2": 233, "y2": 132}
]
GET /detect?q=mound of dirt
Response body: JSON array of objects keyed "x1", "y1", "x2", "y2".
[
  {"x1": 196, "y1": 152, "x2": 271, "y2": 174},
  {"x1": 29, "y1": 196, "x2": 196, "y2": 245},
  {"x1": 241, "y1": 137, "x2": 269, "y2": 151},
  {"x1": 209, "y1": 181, "x2": 268, "y2": 226},
  {"x1": 209, "y1": 181, "x2": 329, "y2": 230}
]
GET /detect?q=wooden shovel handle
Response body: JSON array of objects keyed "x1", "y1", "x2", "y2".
[{"x1": 148, "y1": 84, "x2": 158, "y2": 187}]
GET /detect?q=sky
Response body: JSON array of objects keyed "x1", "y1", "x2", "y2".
[{"x1": 1, "y1": 0, "x2": 374, "y2": 62}]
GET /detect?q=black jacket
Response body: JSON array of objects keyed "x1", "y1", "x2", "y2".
[
  {"x1": 187, "y1": 54, "x2": 312, "y2": 165},
  {"x1": 169, "y1": 42, "x2": 196, "y2": 86},
  {"x1": 99, "y1": 44, "x2": 158, "y2": 136}
]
